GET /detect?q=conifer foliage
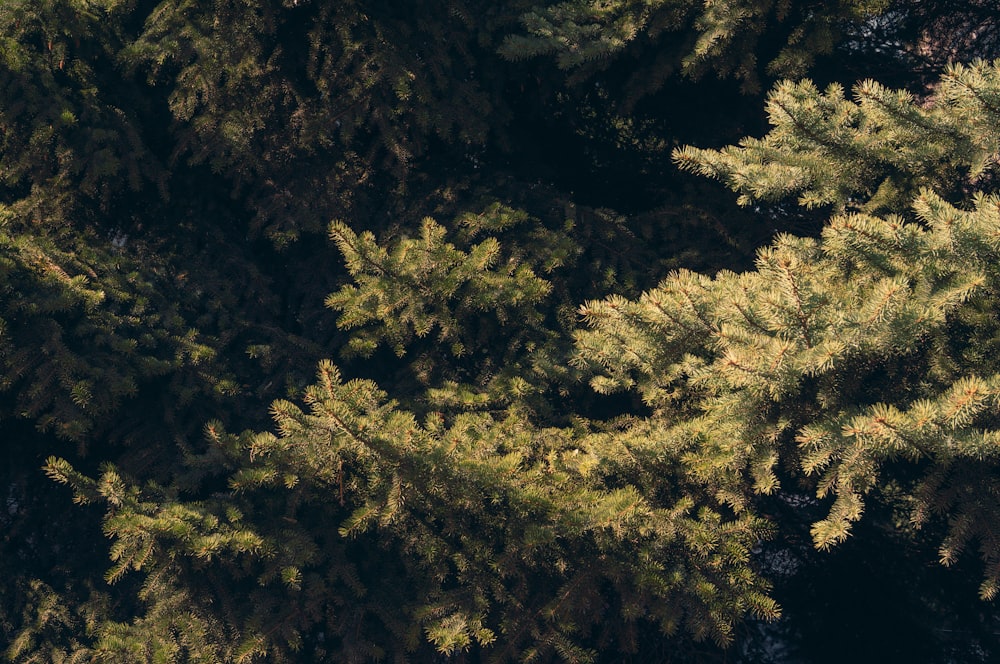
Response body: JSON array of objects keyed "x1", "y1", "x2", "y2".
[
  {"x1": 674, "y1": 61, "x2": 1000, "y2": 212},
  {"x1": 326, "y1": 215, "x2": 550, "y2": 359},
  {"x1": 501, "y1": 0, "x2": 893, "y2": 94},
  {"x1": 0, "y1": 0, "x2": 165, "y2": 223},
  {"x1": 7, "y1": 0, "x2": 1000, "y2": 662},
  {"x1": 123, "y1": 0, "x2": 519, "y2": 243},
  {"x1": 576, "y1": 60, "x2": 1000, "y2": 603},
  {"x1": 0, "y1": 225, "x2": 215, "y2": 443},
  {"x1": 44, "y1": 359, "x2": 777, "y2": 661},
  {"x1": 575, "y1": 190, "x2": 1000, "y2": 596}
]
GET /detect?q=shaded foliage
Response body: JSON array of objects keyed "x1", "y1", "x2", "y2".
[{"x1": 5, "y1": 0, "x2": 1000, "y2": 662}]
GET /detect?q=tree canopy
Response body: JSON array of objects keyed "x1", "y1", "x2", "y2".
[{"x1": 4, "y1": 0, "x2": 1000, "y2": 662}]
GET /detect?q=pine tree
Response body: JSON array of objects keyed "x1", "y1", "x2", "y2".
[
  {"x1": 13, "y1": 0, "x2": 1000, "y2": 661},
  {"x1": 575, "y1": 61, "x2": 1000, "y2": 600},
  {"x1": 326, "y1": 214, "x2": 550, "y2": 360},
  {"x1": 673, "y1": 60, "x2": 1000, "y2": 214},
  {"x1": 0, "y1": 218, "x2": 219, "y2": 444},
  {"x1": 44, "y1": 358, "x2": 778, "y2": 661},
  {"x1": 501, "y1": 0, "x2": 895, "y2": 96},
  {"x1": 0, "y1": 3, "x2": 331, "y2": 658},
  {"x1": 0, "y1": 0, "x2": 166, "y2": 225},
  {"x1": 123, "y1": 0, "x2": 524, "y2": 244}
]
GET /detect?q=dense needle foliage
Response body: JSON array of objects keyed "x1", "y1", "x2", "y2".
[{"x1": 4, "y1": 0, "x2": 1000, "y2": 662}]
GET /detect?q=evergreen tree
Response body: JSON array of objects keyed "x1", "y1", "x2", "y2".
[
  {"x1": 9, "y1": 0, "x2": 1000, "y2": 661},
  {"x1": 123, "y1": 0, "x2": 526, "y2": 244},
  {"x1": 501, "y1": 0, "x2": 893, "y2": 96},
  {"x1": 575, "y1": 61, "x2": 1000, "y2": 604},
  {"x1": 326, "y1": 213, "x2": 550, "y2": 360},
  {"x1": 324, "y1": 203, "x2": 590, "y2": 415},
  {"x1": 673, "y1": 60, "x2": 1000, "y2": 214},
  {"x1": 43, "y1": 359, "x2": 777, "y2": 661},
  {"x1": 0, "y1": 0, "x2": 168, "y2": 226}
]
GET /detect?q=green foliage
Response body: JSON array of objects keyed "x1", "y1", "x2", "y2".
[
  {"x1": 43, "y1": 360, "x2": 776, "y2": 660},
  {"x1": 124, "y1": 0, "x2": 520, "y2": 243},
  {"x1": 4, "y1": 578, "x2": 110, "y2": 664},
  {"x1": 325, "y1": 203, "x2": 592, "y2": 416},
  {"x1": 0, "y1": 0, "x2": 165, "y2": 224},
  {"x1": 0, "y1": 220, "x2": 215, "y2": 443},
  {"x1": 674, "y1": 60, "x2": 1000, "y2": 213},
  {"x1": 326, "y1": 213, "x2": 551, "y2": 359},
  {"x1": 502, "y1": 0, "x2": 892, "y2": 95},
  {"x1": 576, "y1": 64, "x2": 1000, "y2": 601},
  {"x1": 7, "y1": 0, "x2": 1000, "y2": 661}
]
